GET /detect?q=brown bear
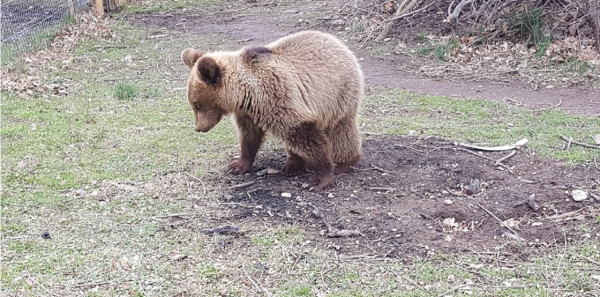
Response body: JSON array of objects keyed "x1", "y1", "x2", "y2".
[{"x1": 181, "y1": 30, "x2": 363, "y2": 190}]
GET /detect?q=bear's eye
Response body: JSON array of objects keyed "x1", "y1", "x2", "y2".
[{"x1": 193, "y1": 103, "x2": 201, "y2": 111}]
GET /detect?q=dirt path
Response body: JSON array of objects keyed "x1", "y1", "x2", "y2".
[{"x1": 127, "y1": 4, "x2": 599, "y2": 116}]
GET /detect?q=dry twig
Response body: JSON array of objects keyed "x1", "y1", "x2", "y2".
[
  {"x1": 242, "y1": 264, "x2": 272, "y2": 297},
  {"x1": 447, "y1": 0, "x2": 474, "y2": 22},
  {"x1": 560, "y1": 135, "x2": 600, "y2": 150},
  {"x1": 456, "y1": 138, "x2": 529, "y2": 151},
  {"x1": 494, "y1": 150, "x2": 517, "y2": 165},
  {"x1": 476, "y1": 203, "x2": 524, "y2": 241},
  {"x1": 227, "y1": 181, "x2": 256, "y2": 190}
]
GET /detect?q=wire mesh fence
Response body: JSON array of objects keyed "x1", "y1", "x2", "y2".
[{"x1": 1, "y1": 0, "x2": 89, "y2": 62}]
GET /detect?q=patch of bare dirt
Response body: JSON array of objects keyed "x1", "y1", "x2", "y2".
[
  {"x1": 126, "y1": 3, "x2": 600, "y2": 116},
  {"x1": 209, "y1": 137, "x2": 599, "y2": 259}
]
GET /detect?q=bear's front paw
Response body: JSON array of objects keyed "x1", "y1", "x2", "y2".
[
  {"x1": 282, "y1": 160, "x2": 305, "y2": 176},
  {"x1": 301, "y1": 174, "x2": 333, "y2": 192},
  {"x1": 227, "y1": 159, "x2": 252, "y2": 175}
]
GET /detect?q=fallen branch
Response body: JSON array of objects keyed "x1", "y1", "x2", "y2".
[
  {"x1": 438, "y1": 284, "x2": 470, "y2": 297},
  {"x1": 185, "y1": 173, "x2": 207, "y2": 195},
  {"x1": 494, "y1": 150, "x2": 517, "y2": 165},
  {"x1": 369, "y1": 187, "x2": 397, "y2": 192},
  {"x1": 547, "y1": 207, "x2": 589, "y2": 221},
  {"x1": 227, "y1": 181, "x2": 256, "y2": 190},
  {"x1": 456, "y1": 138, "x2": 528, "y2": 151},
  {"x1": 455, "y1": 148, "x2": 511, "y2": 171},
  {"x1": 370, "y1": 164, "x2": 397, "y2": 173},
  {"x1": 447, "y1": 0, "x2": 474, "y2": 22},
  {"x1": 476, "y1": 203, "x2": 524, "y2": 241},
  {"x1": 309, "y1": 203, "x2": 364, "y2": 237},
  {"x1": 73, "y1": 281, "x2": 110, "y2": 288},
  {"x1": 152, "y1": 212, "x2": 194, "y2": 219},
  {"x1": 560, "y1": 135, "x2": 600, "y2": 150},
  {"x1": 242, "y1": 264, "x2": 272, "y2": 297},
  {"x1": 375, "y1": 0, "x2": 423, "y2": 42},
  {"x1": 388, "y1": 1, "x2": 436, "y2": 22}
]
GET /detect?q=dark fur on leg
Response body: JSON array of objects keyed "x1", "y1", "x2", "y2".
[
  {"x1": 282, "y1": 153, "x2": 306, "y2": 176},
  {"x1": 285, "y1": 122, "x2": 334, "y2": 191},
  {"x1": 228, "y1": 114, "x2": 265, "y2": 174}
]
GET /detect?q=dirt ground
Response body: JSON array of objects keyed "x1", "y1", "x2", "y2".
[
  {"x1": 126, "y1": 2, "x2": 600, "y2": 116},
  {"x1": 123, "y1": 2, "x2": 599, "y2": 259},
  {"x1": 196, "y1": 136, "x2": 599, "y2": 259}
]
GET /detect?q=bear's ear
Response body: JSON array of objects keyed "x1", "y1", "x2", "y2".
[
  {"x1": 181, "y1": 48, "x2": 202, "y2": 69},
  {"x1": 197, "y1": 57, "x2": 221, "y2": 86}
]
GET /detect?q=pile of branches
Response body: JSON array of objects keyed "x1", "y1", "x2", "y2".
[{"x1": 344, "y1": 0, "x2": 600, "y2": 50}]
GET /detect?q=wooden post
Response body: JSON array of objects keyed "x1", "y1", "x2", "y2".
[{"x1": 94, "y1": 0, "x2": 104, "y2": 17}]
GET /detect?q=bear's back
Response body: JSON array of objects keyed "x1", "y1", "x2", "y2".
[
  {"x1": 267, "y1": 31, "x2": 359, "y2": 74},
  {"x1": 261, "y1": 31, "x2": 363, "y2": 126}
]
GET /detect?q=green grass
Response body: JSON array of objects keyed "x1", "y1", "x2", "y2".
[
  {"x1": 115, "y1": 82, "x2": 138, "y2": 99},
  {"x1": 415, "y1": 38, "x2": 458, "y2": 61},
  {"x1": 564, "y1": 58, "x2": 596, "y2": 74},
  {"x1": 509, "y1": 7, "x2": 546, "y2": 46},
  {"x1": 362, "y1": 90, "x2": 600, "y2": 163}
]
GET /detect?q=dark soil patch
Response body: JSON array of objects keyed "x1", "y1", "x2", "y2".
[
  {"x1": 213, "y1": 136, "x2": 599, "y2": 259},
  {"x1": 127, "y1": 3, "x2": 600, "y2": 116}
]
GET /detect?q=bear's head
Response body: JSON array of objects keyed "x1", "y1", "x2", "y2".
[{"x1": 181, "y1": 48, "x2": 226, "y2": 133}]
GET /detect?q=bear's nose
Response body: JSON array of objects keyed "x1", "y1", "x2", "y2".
[{"x1": 195, "y1": 126, "x2": 208, "y2": 133}]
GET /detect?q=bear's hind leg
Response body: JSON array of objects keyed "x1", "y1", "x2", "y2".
[
  {"x1": 285, "y1": 122, "x2": 334, "y2": 191},
  {"x1": 282, "y1": 150, "x2": 306, "y2": 176},
  {"x1": 329, "y1": 115, "x2": 361, "y2": 175}
]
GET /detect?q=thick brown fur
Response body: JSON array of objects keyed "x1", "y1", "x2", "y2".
[{"x1": 181, "y1": 30, "x2": 363, "y2": 190}]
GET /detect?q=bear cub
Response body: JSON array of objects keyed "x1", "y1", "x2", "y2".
[{"x1": 181, "y1": 30, "x2": 363, "y2": 191}]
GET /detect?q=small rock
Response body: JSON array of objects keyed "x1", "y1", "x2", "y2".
[
  {"x1": 168, "y1": 253, "x2": 187, "y2": 261},
  {"x1": 266, "y1": 168, "x2": 279, "y2": 174},
  {"x1": 253, "y1": 262, "x2": 268, "y2": 270},
  {"x1": 571, "y1": 189, "x2": 588, "y2": 202},
  {"x1": 281, "y1": 192, "x2": 292, "y2": 198},
  {"x1": 531, "y1": 222, "x2": 543, "y2": 227},
  {"x1": 593, "y1": 134, "x2": 600, "y2": 145},
  {"x1": 41, "y1": 231, "x2": 51, "y2": 239},
  {"x1": 331, "y1": 19, "x2": 345, "y2": 27},
  {"x1": 256, "y1": 169, "x2": 267, "y2": 176},
  {"x1": 444, "y1": 199, "x2": 454, "y2": 205},
  {"x1": 327, "y1": 193, "x2": 334, "y2": 198},
  {"x1": 591, "y1": 275, "x2": 600, "y2": 282},
  {"x1": 383, "y1": 38, "x2": 392, "y2": 42}
]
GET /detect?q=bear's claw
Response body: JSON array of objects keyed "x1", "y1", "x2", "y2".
[
  {"x1": 301, "y1": 175, "x2": 333, "y2": 192},
  {"x1": 227, "y1": 160, "x2": 252, "y2": 175}
]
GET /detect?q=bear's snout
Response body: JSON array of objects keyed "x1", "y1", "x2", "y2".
[{"x1": 194, "y1": 125, "x2": 210, "y2": 133}]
